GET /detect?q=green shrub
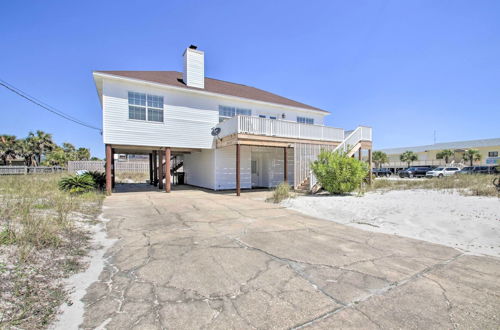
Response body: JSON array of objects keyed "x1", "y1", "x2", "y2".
[
  {"x1": 83, "y1": 171, "x2": 106, "y2": 190},
  {"x1": 311, "y1": 150, "x2": 368, "y2": 194},
  {"x1": 270, "y1": 182, "x2": 291, "y2": 203},
  {"x1": 58, "y1": 174, "x2": 95, "y2": 194}
]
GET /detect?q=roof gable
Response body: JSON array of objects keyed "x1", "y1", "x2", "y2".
[{"x1": 95, "y1": 71, "x2": 328, "y2": 113}]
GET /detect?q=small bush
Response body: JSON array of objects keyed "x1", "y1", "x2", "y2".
[
  {"x1": 311, "y1": 150, "x2": 368, "y2": 194},
  {"x1": 84, "y1": 171, "x2": 106, "y2": 190},
  {"x1": 270, "y1": 182, "x2": 291, "y2": 203},
  {"x1": 58, "y1": 174, "x2": 95, "y2": 194}
]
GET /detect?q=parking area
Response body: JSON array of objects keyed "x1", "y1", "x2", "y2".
[{"x1": 80, "y1": 184, "x2": 500, "y2": 329}]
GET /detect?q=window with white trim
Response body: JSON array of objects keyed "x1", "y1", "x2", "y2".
[
  {"x1": 128, "y1": 92, "x2": 164, "y2": 122},
  {"x1": 297, "y1": 116, "x2": 314, "y2": 125},
  {"x1": 219, "y1": 105, "x2": 251, "y2": 122}
]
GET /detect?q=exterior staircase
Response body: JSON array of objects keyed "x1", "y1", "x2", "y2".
[
  {"x1": 294, "y1": 126, "x2": 372, "y2": 192},
  {"x1": 295, "y1": 177, "x2": 310, "y2": 192},
  {"x1": 171, "y1": 161, "x2": 183, "y2": 174}
]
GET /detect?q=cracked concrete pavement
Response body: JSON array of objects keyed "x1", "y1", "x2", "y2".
[{"x1": 80, "y1": 184, "x2": 500, "y2": 329}]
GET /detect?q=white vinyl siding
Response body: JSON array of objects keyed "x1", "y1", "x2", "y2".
[
  {"x1": 101, "y1": 78, "x2": 327, "y2": 150},
  {"x1": 250, "y1": 147, "x2": 294, "y2": 187},
  {"x1": 212, "y1": 146, "x2": 293, "y2": 190},
  {"x1": 183, "y1": 48, "x2": 205, "y2": 89},
  {"x1": 214, "y1": 145, "x2": 252, "y2": 190},
  {"x1": 183, "y1": 149, "x2": 215, "y2": 189},
  {"x1": 103, "y1": 80, "x2": 217, "y2": 149}
]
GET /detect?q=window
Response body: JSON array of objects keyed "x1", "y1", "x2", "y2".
[
  {"x1": 269, "y1": 116, "x2": 277, "y2": 120},
  {"x1": 259, "y1": 115, "x2": 266, "y2": 118},
  {"x1": 218, "y1": 105, "x2": 251, "y2": 120},
  {"x1": 129, "y1": 106, "x2": 146, "y2": 120},
  {"x1": 251, "y1": 160, "x2": 257, "y2": 174},
  {"x1": 128, "y1": 92, "x2": 163, "y2": 122},
  {"x1": 297, "y1": 116, "x2": 314, "y2": 125},
  {"x1": 488, "y1": 151, "x2": 498, "y2": 157}
]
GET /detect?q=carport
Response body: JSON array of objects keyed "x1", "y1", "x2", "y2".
[{"x1": 104, "y1": 144, "x2": 200, "y2": 194}]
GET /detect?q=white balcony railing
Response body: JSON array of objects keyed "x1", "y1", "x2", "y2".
[
  {"x1": 216, "y1": 116, "x2": 345, "y2": 142},
  {"x1": 334, "y1": 126, "x2": 372, "y2": 153}
]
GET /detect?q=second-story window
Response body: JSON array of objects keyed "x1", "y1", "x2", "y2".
[
  {"x1": 219, "y1": 105, "x2": 251, "y2": 122},
  {"x1": 128, "y1": 92, "x2": 164, "y2": 122},
  {"x1": 297, "y1": 116, "x2": 314, "y2": 125}
]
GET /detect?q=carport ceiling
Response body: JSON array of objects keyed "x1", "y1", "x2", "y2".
[{"x1": 110, "y1": 145, "x2": 201, "y2": 155}]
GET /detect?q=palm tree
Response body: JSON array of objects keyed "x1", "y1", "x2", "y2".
[
  {"x1": 15, "y1": 138, "x2": 36, "y2": 166},
  {"x1": 400, "y1": 151, "x2": 418, "y2": 168},
  {"x1": 0, "y1": 135, "x2": 18, "y2": 165},
  {"x1": 27, "y1": 130, "x2": 55, "y2": 166},
  {"x1": 463, "y1": 149, "x2": 482, "y2": 166},
  {"x1": 62, "y1": 142, "x2": 77, "y2": 161},
  {"x1": 436, "y1": 149, "x2": 454, "y2": 164},
  {"x1": 372, "y1": 151, "x2": 388, "y2": 169},
  {"x1": 76, "y1": 147, "x2": 91, "y2": 161},
  {"x1": 43, "y1": 147, "x2": 68, "y2": 166}
]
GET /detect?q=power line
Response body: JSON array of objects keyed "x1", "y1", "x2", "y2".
[{"x1": 0, "y1": 78, "x2": 102, "y2": 133}]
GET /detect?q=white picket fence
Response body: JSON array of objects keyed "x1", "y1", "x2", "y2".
[{"x1": 67, "y1": 161, "x2": 149, "y2": 173}]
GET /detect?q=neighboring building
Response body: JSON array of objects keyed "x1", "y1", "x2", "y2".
[
  {"x1": 93, "y1": 45, "x2": 372, "y2": 194},
  {"x1": 378, "y1": 138, "x2": 500, "y2": 171},
  {"x1": 115, "y1": 154, "x2": 149, "y2": 162}
]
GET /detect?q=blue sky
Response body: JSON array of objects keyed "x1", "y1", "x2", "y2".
[{"x1": 1, "y1": 0, "x2": 499, "y2": 158}]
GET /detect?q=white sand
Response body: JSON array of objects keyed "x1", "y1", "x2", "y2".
[
  {"x1": 50, "y1": 212, "x2": 117, "y2": 330},
  {"x1": 283, "y1": 190, "x2": 500, "y2": 257}
]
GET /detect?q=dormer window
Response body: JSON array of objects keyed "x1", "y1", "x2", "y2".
[{"x1": 128, "y1": 92, "x2": 164, "y2": 122}]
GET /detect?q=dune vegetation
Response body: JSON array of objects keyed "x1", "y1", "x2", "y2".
[
  {"x1": 0, "y1": 174, "x2": 103, "y2": 328},
  {"x1": 371, "y1": 174, "x2": 499, "y2": 197}
]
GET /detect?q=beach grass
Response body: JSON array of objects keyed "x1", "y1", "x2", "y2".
[
  {"x1": 370, "y1": 174, "x2": 499, "y2": 197},
  {"x1": 115, "y1": 171, "x2": 149, "y2": 183},
  {"x1": 0, "y1": 173, "x2": 103, "y2": 328}
]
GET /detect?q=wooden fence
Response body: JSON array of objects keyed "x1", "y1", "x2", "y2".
[
  {"x1": 0, "y1": 166, "x2": 66, "y2": 175},
  {"x1": 67, "y1": 161, "x2": 149, "y2": 173}
]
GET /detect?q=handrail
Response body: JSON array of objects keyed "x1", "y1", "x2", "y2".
[
  {"x1": 333, "y1": 126, "x2": 372, "y2": 154},
  {"x1": 216, "y1": 116, "x2": 345, "y2": 142},
  {"x1": 308, "y1": 126, "x2": 372, "y2": 189}
]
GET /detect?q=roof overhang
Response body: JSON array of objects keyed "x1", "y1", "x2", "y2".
[{"x1": 92, "y1": 72, "x2": 330, "y2": 116}]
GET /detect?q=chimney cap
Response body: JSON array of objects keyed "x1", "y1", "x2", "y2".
[{"x1": 189, "y1": 45, "x2": 198, "y2": 50}]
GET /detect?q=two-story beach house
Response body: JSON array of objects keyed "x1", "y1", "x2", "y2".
[{"x1": 93, "y1": 45, "x2": 372, "y2": 195}]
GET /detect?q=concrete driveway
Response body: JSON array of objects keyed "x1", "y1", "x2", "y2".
[{"x1": 81, "y1": 184, "x2": 500, "y2": 329}]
